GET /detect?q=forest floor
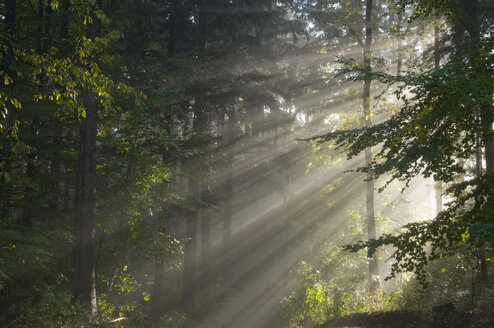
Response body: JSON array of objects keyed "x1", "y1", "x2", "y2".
[{"x1": 318, "y1": 307, "x2": 494, "y2": 328}]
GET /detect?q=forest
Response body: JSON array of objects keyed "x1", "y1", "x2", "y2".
[{"x1": 0, "y1": 0, "x2": 493, "y2": 327}]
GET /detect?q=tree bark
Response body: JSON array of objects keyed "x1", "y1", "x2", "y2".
[
  {"x1": 74, "y1": 92, "x2": 98, "y2": 314},
  {"x1": 181, "y1": 0, "x2": 209, "y2": 305},
  {"x1": 456, "y1": 0, "x2": 494, "y2": 172},
  {"x1": 151, "y1": 204, "x2": 166, "y2": 317},
  {"x1": 150, "y1": 1, "x2": 184, "y2": 316},
  {"x1": 363, "y1": 0, "x2": 378, "y2": 293},
  {"x1": 73, "y1": 0, "x2": 101, "y2": 315},
  {"x1": 61, "y1": 0, "x2": 69, "y2": 42},
  {"x1": 181, "y1": 202, "x2": 198, "y2": 314},
  {"x1": 433, "y1": 10, "x2": 443, "y2": 215},
  {"x1": 395, "y1": 11, "x2": 403, "y2": 77},
  {"x1": 222, "y1": 109, "x2": 235, "y2": 286},
  {"x1": 1, "y1": 0, "x2": 16, "y2": 72},
  {"x1": 50, "y1": 0, "x2": 70, "y2": 219},
  {"x1": 180, "y1": 109, "x2": 207, "y2": 316}
]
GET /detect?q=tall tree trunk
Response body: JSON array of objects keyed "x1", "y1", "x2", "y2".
[
  {"x1": 197, "y1": 105, "x2": 209, "y2": 313},
  {"x1": 74, "y1": 92, "x2": 98, "y2": 314},
  {"x1": 0, "y1": 0, "x2": 15, "y2": 222},
  {"x1": 395, "y1": 11, "x2": 403, "y2": 77},
  {"x1": 1, "y1": 0, "x2": 16, "y2": 72},
  {"x1": 152, "y1": 259, "x2": 166, "y2": 313},
  {"x1": 457, "y1": 0, "x2": 491, "y2": 284},
  {"x1": 61, "y1": 0, "x2": 69, "y2": 42},
  {"x1": 151, "y1": 204, "x2": 166, "y2": 317},
  {"x1": 455, "y1": 0, "x2": 493, "y2": 172},
  {"x1": 150, "y1": 0, "x2": 184, "y2": 316},
  {"x1": 167, "y1": 0, "x2": 179, "y2": 57},
  {"x1": 180, "y1": 110, "x2": 207, "y2": 316},
  {"x1": 222, "y1": 109, "x2": 235, "y2": 286},
  {"x1": 433, "y1": 11, "x2": 443, "y2": 215},
  {"x1": 363, "y1": 0, "x2": 378, "y2": 293},
  {"x1": 181, "y1": 0, "x2": 210, "y2": 316},
  {"x1": 181, "y1": 12, "x2": 209, "y2": 310},
  {"x1": 37, "y1": 0, "x2": 51, "y2": 55},
  {"x1": 73, "y1": 0, "x2": 101, "y2": 315},
  {"x1": 198, "y1": 0, "x2": 211, "y2": 314},
  {"x1": 49, "y1": 0, "x2": 70, "y2": 225},
  {"x1": 23, "y1": 125, "x2": 37, "y2": 230},
  {"x1": 199, "y1": 114, "x2": 210, "y2": 315},
  {"x1": 181, "y1": 196, "x2": 198, "y2": 315}
]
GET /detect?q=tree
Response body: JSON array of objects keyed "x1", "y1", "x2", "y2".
[
  {"x1": 311, "y1": 0, "x2": 494, "y2": 285},
  {"x1": 361, "y1": 0, "x2": 378, "y2": 293},
  {"x1": 73, "y1": 0, "x2": 102, "y2": 314}
]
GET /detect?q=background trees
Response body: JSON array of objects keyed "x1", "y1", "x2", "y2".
[
  {"x1": 315, "y1": 0, "x2": 494, "y2": 283},
  {"x1": 0, "y1": 0, "x2": 493, "y2": 327}
]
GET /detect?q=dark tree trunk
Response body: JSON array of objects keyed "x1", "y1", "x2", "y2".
[
  {"x1": 50, "y1": 121, "x2": 63, "y2": 228},
  {"x1": 74, "y1": 92, "x2": 98, "y2": 313},
  {"x1": 168, "y1": 0, "x2": 180, "y2": 57},
  {"x1": 433, "y1": 10, "x2": 443, "y2": 215},
  {"x1": 73, "y1": 0, "x2": 101, "y2": 315},
  {"x1": 1, "y1": 0, "x2": 16, "y2": 72},
  {"x1": 61, "y1": 0, "x2": 70, "y2": 41},
  {"x1": 183, "y1": 0, "x2": 210, "y2": 315},
  {"x1": 222, "y1": 109, "x2": 235, "y2": 285},
  {"x1": 151, "y1": 204, "x2": 166, "y2": 317},
  {"x1": 456, "y1": 0, "x2": 494, "y2": 172},
  {"x1": 23, "y1": 128, "x2": 36, "y2": 229},
  {"x1": 363, "y1": 0, "x2": 378, "y2": 293},
  {"x1": 151, "y1": 259, "x2": 166, "y2": 315},
  {"x1": 37, "y1": 0, "x2": 46, "y2": 54},
  {"x1": 201, "y1": 198, "x2": 211, "y2": 272},
  {"x1": 200, "y1": 203, "x2": 211, "y2": 311},
  {"x1": 149, "y1": 0, "x2": 185, "y2": 316},
  {"x1": 181, "y1": 197, "x2": 198, "y2": 315},
  {"x1": 50, "y1": 0, "x2": 70, "y2": 222},
  {"x1": 457, "y1": 0, "x2": 492, "y2": 285},
  {"x1": 180, "y1": 110, "x2": 208, "y2": 316},
  {"x1": 46, "y1": 0, "x2": 67, "y2": 228}
]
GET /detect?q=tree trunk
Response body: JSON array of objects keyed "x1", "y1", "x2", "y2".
[
  {"x1": 167, "y1": 0, "x2": 179, "y2": 57},
  {"x1": 198, "y1": 0, "x2": 211, "y2": 314},
  {"x1": 50, "y1": 0, "x2": 70, "y2": 220},
  {"x1": 1, "y1": 0, "x2": 16, "y2": 72},
  {"x1": 73, "y1": 0, "x2": 101, "y2": 315},
  {"x1": 74, "y1": 92, "x2": 98, "y2": 314},
  {"x1": 456, "y1": 0, "x2": 494, "y2": 172},
  {"x1": 151, "y1": 259, "x2": 166, "y2": 314},
  {"x1": 61, "y1": 0, "x2": 69, "y2": 42},
  {"x1": 363, "y1": 0, "x2": 378, "y2": 293},
  {"x1": 180, "y1": 109, "x2": 207, "y2": 316},
  {"x1": 181, "y1": 201, "x2": 198, "y2": 315},
  {"x1": 197, "y1": 105, "x2": 209, "y2": 313},
  {"x1": 457, "y1": 0, "x2": 492, "y2": 285},
  {"x1": 222, "y1": 109, "x2": 235, "y2": 286},
  {"x1": 150, "y1": 0, "x2": 184, "y2": 316},
  {"x1": 151, "y1": 204, "x2": 166, "y2": 317},
  {"x1": 396, "y1": 11, "x2": 403, "y2": 77},
  {"x1": 433, "y1": 11, "x2": 443, "y2": 215}
]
